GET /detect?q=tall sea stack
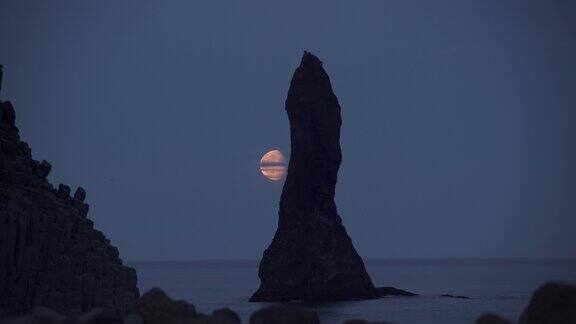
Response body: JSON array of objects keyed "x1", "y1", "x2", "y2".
[
  {"x1": 251, "y1": 52, "x2": 377, "y2": 302},
  {"x1": 0, "y1": 100, "x2": 139, "y2": 316}
]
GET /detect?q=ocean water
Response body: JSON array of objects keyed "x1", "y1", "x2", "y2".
[{"x1": 130, "y1": 259, "x2": 576, "y2": 324}]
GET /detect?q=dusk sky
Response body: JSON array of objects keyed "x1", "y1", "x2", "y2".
[{"x1": 1, "y1": 0, "x2": 574, "y2": 260}]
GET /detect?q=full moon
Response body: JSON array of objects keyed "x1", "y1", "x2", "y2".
[{"x1": 260, "y1": 150, "x2": 287, "y2": 181}]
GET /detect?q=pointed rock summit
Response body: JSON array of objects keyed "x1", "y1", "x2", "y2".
[{"x1": 251, "y1": 52, "x2": 377, "y2": 302}]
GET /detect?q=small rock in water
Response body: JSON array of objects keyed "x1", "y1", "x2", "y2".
[
  {"x1": 249, "y1": 305, "x2": 320, "y2": 324},
  {"x1": 440, "y1": 294, "x2": 470, "y2": 299}
]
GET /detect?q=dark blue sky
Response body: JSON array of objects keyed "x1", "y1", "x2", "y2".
[{"x1": 1, "y1": 0, "x2": 574, "y2": 260}]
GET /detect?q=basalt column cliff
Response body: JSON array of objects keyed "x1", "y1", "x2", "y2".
[
  {"x1": 251, "y1": 52, "x2": 377, "y2": 302},
  {"x1": 0, "y1": 100, "x2": 139, "y2": 316}
]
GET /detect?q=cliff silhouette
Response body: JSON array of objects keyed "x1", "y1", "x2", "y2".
[{"x1": 0, "y1": 100, "x2": 139, "y2": 316}]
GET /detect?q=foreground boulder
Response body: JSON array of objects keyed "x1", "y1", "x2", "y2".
[
  {"x1": 250, "y1": 52, "x2": 377, "y2": 302},
  {"x1": 209, "y1": 309, "x2": 240, "y2": 324},
  {"x1": 250, "y1": 305, "x2": 319, "y2": 324},
  {"x1": 518, "y1": 282, "x2": 576, "y2": 324},
  {"x1": 134, "y1": 288, "x2": 240, "y2": 324},
  {"x1": 475, "y1": 314, "x2": 513, "y2": 324},
  {"x1": 135, "y1": 288, "x2": 197, "y2": 324},
  {"x1": 0, "y1": 100, "x2": 139, "y2": 316}
]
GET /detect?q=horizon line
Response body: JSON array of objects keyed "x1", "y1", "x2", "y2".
[{"x1": 126, "y1": 256, "x2": 576, "y2": 263}]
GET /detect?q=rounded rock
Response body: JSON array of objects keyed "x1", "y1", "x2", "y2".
[{"x1": 250, "y1": 305, "x2": 319, "y2": 324}]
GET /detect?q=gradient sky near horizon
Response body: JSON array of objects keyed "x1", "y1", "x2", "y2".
[{"x1": 1, "y1": 0, "x2": 575, "y2": 260}]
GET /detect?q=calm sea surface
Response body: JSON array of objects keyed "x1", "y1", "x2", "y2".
[{"x1": 130, "y1": 259, "x2": 576, "y2": 324}]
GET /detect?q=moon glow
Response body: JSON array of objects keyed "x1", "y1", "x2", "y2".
[{"x1": 260, "y1": 150, "x2": 287, "y2": 181}]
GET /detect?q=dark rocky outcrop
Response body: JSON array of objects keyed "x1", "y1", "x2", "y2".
[
  {"x1": 249, "y1": 305, "x2": 319, "y2": 324},
  {"x1": 518, "y1": 282, "x2": 576, "y2": 324},
  {"x1": 250, "y1": 52, "x2": 377, "y2": 302},
  {"x1": 376, "y1": 287, "x2": 418, "y2": 297},
  {"x1": 0, "y1": 100, "x2": 139, "y2": 316}
]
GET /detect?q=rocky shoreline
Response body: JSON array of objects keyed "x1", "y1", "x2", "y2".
[{"x1": 1, "y1": 282, "x2": 575, "y2": 324}]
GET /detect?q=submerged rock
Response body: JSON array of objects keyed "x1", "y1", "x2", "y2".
[
  {"x1": 250, "y1": 52, "x2": 377, "y2": 302},
  {"x1": 249, "y1": 305, "x2": 319, "y2": 324},
  {"x1": 0, "y1": 100, "x2": 139, "y2": 316},
  {"x1": 440, "y1": 294, "x2": 470, "y2": 299}
]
